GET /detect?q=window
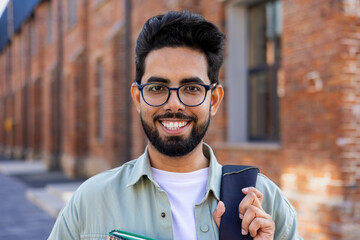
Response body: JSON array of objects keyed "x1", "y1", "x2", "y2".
[
  {"x1": 30, "y1": 19, "x2": 38, "y2": 57},
  {"x1": 6, "y1": 45, "x2": 12, "y2": 88},
  {"x1": 18, "y1": 36, "x2": 22, "y2": 68},
  {"x1": 95, "y1": 60, "x2": 104, "y2": 140},
  {"x1": 47, "y1": 2, "x2": 53, "y2": 43},
  {"x1": 67, "y1": 0, "x2": 77, "y2": 28},
  {"x1": 226, "y1": 0, "x2": 282, "y2": 143},
  {"x1": 248, "y1": 1, "x2": 281, "y2": 141}
]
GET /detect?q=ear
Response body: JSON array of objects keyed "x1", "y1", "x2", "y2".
[
  {"x1": 210, "y1": 84, "x2": 224, "y2": 117},
  {"x1": 131, "y1": 82, "x2": 141, "y2": 113}
]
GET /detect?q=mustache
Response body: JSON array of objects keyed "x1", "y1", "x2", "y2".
[{"x1": 153, "y1": 113, "x2": 197, "y2": 122}]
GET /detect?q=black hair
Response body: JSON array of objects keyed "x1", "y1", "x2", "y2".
[{"x1": 135, "y1": 11, "x2": 225, "y2": 84}]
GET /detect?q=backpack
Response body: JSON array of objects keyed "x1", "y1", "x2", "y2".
[{"x1": 219, "y1": 165, "x2": 259, "y2": 240}]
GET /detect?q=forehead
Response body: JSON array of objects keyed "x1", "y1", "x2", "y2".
[{"x1": 142, "y1": 47, "x2": 209, "y2": 84}]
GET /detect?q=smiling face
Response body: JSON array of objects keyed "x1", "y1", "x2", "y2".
[{"x1": 131, "y1": 47, "x2": 223, "y2": 157}]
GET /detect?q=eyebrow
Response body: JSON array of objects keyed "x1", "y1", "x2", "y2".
[
  {"x1": 180, "y1": 77, "x2": 204, "y2": 84},
  {"x1": 146, "y1": 77, "x2": 169, "y2": 84},
  {"x1": 146, "y1": 76, "x2": 204, "y2": 84}
]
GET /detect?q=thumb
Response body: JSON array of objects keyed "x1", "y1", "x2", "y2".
[{"x1": 213, "y1": 201, "x2": 225, "y2": 228}]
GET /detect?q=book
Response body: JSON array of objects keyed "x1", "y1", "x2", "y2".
[{"x1": 107, "y1": 230, "x2": 157, "y2": 240}]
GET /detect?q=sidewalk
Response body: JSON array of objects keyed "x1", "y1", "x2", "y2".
[
  {"x1": 0, "y1": 156, "x2": 83, "y2": 240},
  {"x1": 0, "y1": 171, "x2": 55, "y2": 239}
]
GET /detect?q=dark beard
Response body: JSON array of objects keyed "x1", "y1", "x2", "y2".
[{"x1": 141, "y1": 112, "x2": 210, "y2": 157}]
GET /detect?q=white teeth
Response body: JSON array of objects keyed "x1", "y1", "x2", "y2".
[{"x1": 161, "y1": 121, "x2": 187, "y2": 130}]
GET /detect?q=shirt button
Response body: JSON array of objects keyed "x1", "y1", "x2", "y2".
[
  {"x1": 200, "y1": 224, "x2": 209, "y2": 233},
  {"x1": 161, "y1": 212, "x2": 166, "y2": 218}
]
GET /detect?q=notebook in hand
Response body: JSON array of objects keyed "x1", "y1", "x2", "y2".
[{"x1": 107, "y1": 230, "x2": 157, "y2": 240}]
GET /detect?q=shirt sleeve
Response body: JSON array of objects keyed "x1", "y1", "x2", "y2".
[
  {"x1": 48, "y1": 196, "x2": 80, "y2": 240},
  {"x1": 256, "y1": 174, "x2": 303, "y2": 240},
  {"x1": 274, "y1": 196, "x2": 303, "y2": 240}
]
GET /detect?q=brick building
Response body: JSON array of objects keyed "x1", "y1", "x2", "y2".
[{"x1": 0, "y1": 0, "x2": 360, "y2": 239}]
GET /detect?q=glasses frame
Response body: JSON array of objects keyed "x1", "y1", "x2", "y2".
[{"x1": 135, "y1": 81, "x2": 218, "y2": 107}]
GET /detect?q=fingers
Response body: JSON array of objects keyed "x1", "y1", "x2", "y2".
[
  {"x1": 213, "y1": 201, "x2": 225, "y2": 228},
  {"x1": 240, "y1": 205, "x2": 272, "y2": 236},
  {"x1": 248, "y1": 216, "x2": 275, "y2": 238},
  {"x1": 242, "y1": 187, "x2": 264, "y2": 203},
  {"x1": 239, "y1": 188, "x2": 263, "y2": 217},
  {"x1": 239, "y1": 187, "x2": 275, "y2": 238}
]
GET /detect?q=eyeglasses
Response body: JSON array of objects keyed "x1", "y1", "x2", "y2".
[{"x1": 136, "y1": 82, "x2": 218, "y2": 107}]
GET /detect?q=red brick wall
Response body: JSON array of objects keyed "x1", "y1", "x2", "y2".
[
  {"x1": 213, "y1": 0, "x2": 360, "y2": 239},
  {"x1": 282, "y1": 1, "x2": 360, "y2": 238},
  {"x1": 339, "y1": 1, "x2": 360, "y2": 238}
]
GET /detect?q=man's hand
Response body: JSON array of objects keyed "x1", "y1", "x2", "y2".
[{"x1": 213, "y1": 187, "x2": 275, "y2": 239}]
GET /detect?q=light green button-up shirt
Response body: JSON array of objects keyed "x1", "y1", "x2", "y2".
[{"x1": 48, "y1": 143, "x2": 302, "y2": 240}]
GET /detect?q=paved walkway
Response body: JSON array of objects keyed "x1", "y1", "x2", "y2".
[
  {"x1": 0, "y1": 156, "x2": 84, "y2": 239},
  {"x1": 0, "y1": 172, "x2": 55, "y2": 240}
]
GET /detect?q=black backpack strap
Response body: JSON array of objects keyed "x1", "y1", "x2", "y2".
[{"x1": 219, "y1": 165, "x2": 259, "y2": 240}]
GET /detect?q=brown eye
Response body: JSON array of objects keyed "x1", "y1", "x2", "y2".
[
  {"x1": 146, "y1": 84, "x2": 166, "y2": 94},
  {"x1": 184, "y1": 85, "x2": 201, "y2": 92}
]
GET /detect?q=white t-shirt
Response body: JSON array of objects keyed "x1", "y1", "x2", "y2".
[{"x1": 152, "y1": 167, "x2": 209, "y2": 240}]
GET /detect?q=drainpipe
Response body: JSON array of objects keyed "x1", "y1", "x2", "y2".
[
  {"x1": 5, "y1": 46, "x2": 12, "y2": 154},
  {"x1": 124, "y1": 0, "x2": 132, "y2": 161},
  {"x1": 54, "y1": 0, "x2": 63, "y2": 170},
  {"x1": 6, "y1": 1, "x2": 13, "y2": 157},
  {"x1": 23, "y1": 18, "x2": 32, "y2": 159},
  {"x1": 78, "y1": 0, "x2": 89, "y2": 176}
]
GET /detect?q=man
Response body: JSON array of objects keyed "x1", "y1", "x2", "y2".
[{"x1": 49, "y1": 11, "x2": 301, "y2": 240}]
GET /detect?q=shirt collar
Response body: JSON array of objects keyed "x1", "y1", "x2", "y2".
[
  {"x1": 202, "y1": 142, "x2": 222, "y2": 201},
  {"x1": 126, "y1": 143, "x2": 222, "y2": 201},
  {"x1": 127, "y1": 145, "x2": 156, "y2": 187}
]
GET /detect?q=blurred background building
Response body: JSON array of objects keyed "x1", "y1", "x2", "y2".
[{"x1": 0, "y1": 0, "x2": 359, "y2": 239}]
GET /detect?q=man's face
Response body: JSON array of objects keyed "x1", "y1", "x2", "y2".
[{"x1": 131, "y1": 47, "x2": 223, "y2": 157}]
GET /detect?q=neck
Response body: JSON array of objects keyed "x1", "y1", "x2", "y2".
[{"x1": 148, "y1": 141, "x2": 209, "y2": 173}]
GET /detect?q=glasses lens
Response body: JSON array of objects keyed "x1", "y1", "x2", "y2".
[
  {"x1": 142, "y1": 83, "x2": 169, "y2": 106},
  {"x1": 179, "y1": 84, "x2": 206, "y2": 106}
]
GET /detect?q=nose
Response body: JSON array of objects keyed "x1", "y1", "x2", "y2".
[{"x1": 163, "y1": 90, "x2": 185, "y2": 112}]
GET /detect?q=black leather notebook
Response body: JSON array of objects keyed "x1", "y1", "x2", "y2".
[{"x1": 219, "y1": 165, "x2": 259, "y2": 240}]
